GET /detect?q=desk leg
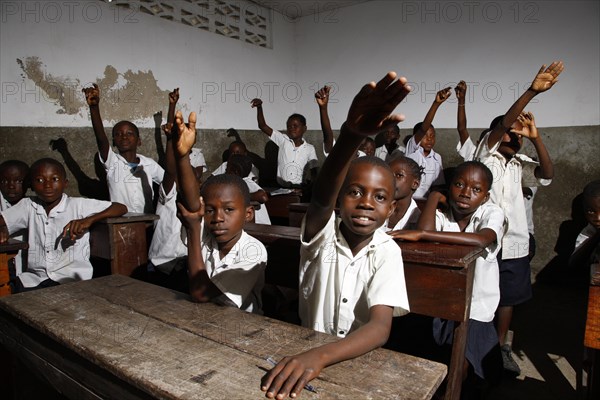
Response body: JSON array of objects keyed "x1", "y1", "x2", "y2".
[
  {"x1": 110, "y1": 223, "x2": 150, "y2": 277},
  {"x1": 445, "y1": 320, "x2": 468, "y2": 400}
]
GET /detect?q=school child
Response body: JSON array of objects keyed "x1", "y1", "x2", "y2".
[
  {"x1": 405, "y1": 87, "x2": 450, "y2": 199},
  {"x1": 0, "y1": 158, "x2": 127, "y2": 292},
  {"x1": 83, "y1": 84, "x2": 164, "y2": 213},
  {"x1": 225, "y1": 154, "x2": 271, "y2": 225},
  {"x1": 250, "y1": 98, "x2": 318, "y2": 188},
  {"x1": 375, "y1": 124, "x2": 404, "y2": 161},
  {"x1": 0, "y1": 160, "x2": 30, "y2": 276},
  {"x1": 381, "y1": 156, "x2": 422, "y2": 231},
  {"x1": 211, "y1": 141, "x2": 259, "y2": 181},
  {"x1": 570, "y1": 180, "x2": 600, "y2": 268},
  {"x1": 260, "y1": 72, "x2": 411, "y2": 399},
  {"x1": 172, "y1": 110, "x2": 267, "y2": 314},
  {"x1": 359, "y1": 137, "x2": 376, "y2": 157},
  {"x1": 391, "y1": 161, "x2": 505, "y2": 391},
  {"x1": 473, "y1": 61, "x2": 564, "y2": 374}
]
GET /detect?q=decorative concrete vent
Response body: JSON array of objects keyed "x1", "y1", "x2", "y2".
[{"x1": 111, "y1": 0, "x2": 272, "y2": 48}]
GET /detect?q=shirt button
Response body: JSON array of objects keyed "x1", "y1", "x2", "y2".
[
  {"x1": 342, "y1": 298, "x2": 348, "y2": 303},
  {"x1": 350, "y1": 262, "x2": 354, "y2": 266},
  {"x1": 339, "y1": 330, "x2": 345, "y2": 335}
]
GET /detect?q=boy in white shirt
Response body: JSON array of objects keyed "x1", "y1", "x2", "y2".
[{"x1": 382, "y1": 156, "x2": 422, "y2": 232}]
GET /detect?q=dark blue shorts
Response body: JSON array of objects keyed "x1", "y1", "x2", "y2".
[{"x1": 498, "y1": 255, "x2": 532, "y2": 306}]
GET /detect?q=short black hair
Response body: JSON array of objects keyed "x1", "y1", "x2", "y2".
[
  {"x1": 112, "y1": 120, "x2": 140, "y2": 138},
  {"x1": 287, "y1": 113, "x2": 306, "y2": 126},
  {"x1": 201, "y1": 174, "x2": 251, "y2": 207},
  {"x1": 388, "y1": 155, "x2": 423, "y2": 178},
  {"x1": 227, "y1": 154, "x2": 253, "y2": 178},
  {"x1": 0, "y1": 160, "x2": 29, "y2": 176},
  {"x1": 229, "y1": 141, "x2": 247, "y2": 151},
  {"x1": 413, "y1": 122, "x2": 435, "y2": 135},
  {"x1": 30, "y1": 158, "x2": 67, "y2": 180},
  {"x1": 344, "y1": 155, "x2": 395, "y2": 193},
  {"x1": 453, "y1": 161, "x2": 493, "y2": 190},
  {"x1": 489, "y1": 115, "x2": 504, "y2": 130},
  {"x1": 583, "y1": 179, "x2": 600, "y2": 199}
]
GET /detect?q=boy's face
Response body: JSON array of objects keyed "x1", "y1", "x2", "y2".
[
  {"x1": 30, "y1": 163, "x2": 67, "y2": 206},
  {"x1": 229, "y1": 143, "x2": 247, "y2": 157},
  {"x1": 112, "y1": 122, "x2": 140, "y2": 152},
  {"x1": 384, "y1": 127, "x2": 400, "y2": 145},
  {"x1": 338, "y1": 164, "x2": 395, "y2": 239},
  {"x1": 420, "y1": 128, "x2": 436, "y2": 154},
  {"x1": 286, "y1": 117, "x2": 306, "y2": 141},
  {"x1": 584, "y1": 195, "x2": 600, "y2": 230},
  {"x1": 0, "y1": 166, "x2": 28, "y2": 205},
  {"x1": 499, "y1": 121, "x2": 523, "y2": 157},
  {"x1": 389, "y1": 160, "x2": 420, "y2": 200},
  {"x1": 360, "y1": 140, "x2": 376, "y2": 157},
  {"x1": 203, "y1": 183, "x2": 253, "y2": 248},
  {"x1": 448, "y1": 166, "x2": 490, "y2": 218}
]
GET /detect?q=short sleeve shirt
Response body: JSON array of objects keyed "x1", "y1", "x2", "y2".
[{"x1": 270, "y1": 130, "x2": 318, "y2": 186}]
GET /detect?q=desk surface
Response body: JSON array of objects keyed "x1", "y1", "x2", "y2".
[
  {"x1": 98, "y1": 212, "x2": 159, "y2": 224},
  {"x1": 0, "y1": 275, "x2": 446, "y2": 399},
  {"x1": 0, "y1": 239, "x2": 28, "y2": 253}
]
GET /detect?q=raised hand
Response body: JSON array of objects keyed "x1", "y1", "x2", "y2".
[
  {"x1": 176, "y1": 198, "x2": 205, "y2": 230},
  {"x1": 169, "y1": 88, "x2": 180, "y2": 105},
  {"x1": 455, "y1": 81, "x2": 467, "y2": 102},
  {"x1": 50, "y1": 138, "x2": 68, "y2": 153},
  {"x1": 513, "y1": 111, "x2": 539, "y2": 140},
  {"x1": 315, "y1": 85, "x2": 331, "y2": 107},
  {"x1": 82, "y1": 83, "x2": 100, "y2": 107},
  {"x1": 345, "y1": 72, "x2": 411, "y2": 136},
  {"x1": 174, "y1": 110, "x2": 197, "y2": 157},
  {"x1": 250, "y1": 98, "x2": 263, "y2": 108},
  {"x1": 529, "y1": 61, "x2": 564, "y2": 93},
  {"x1": 435, "y1": 87, "x2": 452, "y2": 103}
]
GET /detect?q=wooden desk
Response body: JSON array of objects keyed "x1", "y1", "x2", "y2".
[
  {"x1": 0, "y1": 275, "x2": 446, "y2": 399},
  {"x1": 0, "y1": 239, "x2": 28, "y2": 297},
  {"x1": 265, "y1": 192, "x2": 301, "y2": 225},
  {"x1": 585, "y1": 263, "x2": 600, "y2": 399},
  {"x1": 244, "y1": 223, "x2": 480, "y2": 400},
  {"x1": 90, "y1": 213, "x2": 159, "y2": 276}
]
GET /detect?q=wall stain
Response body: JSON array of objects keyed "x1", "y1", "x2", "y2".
[{"x1": 17, "y1": 57, "x2": 171, "y2": 122}]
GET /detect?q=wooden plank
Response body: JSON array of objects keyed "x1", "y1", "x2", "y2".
[
  {"x1": 0, "y1": 276, "x2": 446, "y2": 400},
  {"x1": 585, "y1": 285, "x2": 600, "y2": 350}
]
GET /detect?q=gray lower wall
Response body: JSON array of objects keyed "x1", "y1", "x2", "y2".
[{"x1": 1, "y1": 125, "x2": 599, "y2": 276}]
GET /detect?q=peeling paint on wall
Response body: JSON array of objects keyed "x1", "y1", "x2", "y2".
[{"x1": 17, "y1": 57, "x2": 171, "y2": 123}]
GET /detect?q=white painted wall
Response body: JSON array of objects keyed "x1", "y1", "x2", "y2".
[
  {"x1": 0, "y1": 0, "x2": 598, "y2": 129},
  {"x1": 294, "y1": 0, "x2": 600, "y2": 128}
]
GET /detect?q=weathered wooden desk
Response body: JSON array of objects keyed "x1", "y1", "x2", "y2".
[
  {"x1": 0, "y1": 239, "x2": 28, "y2": 297},
  {"x1": 585, "y1": 263, "x2": 600, "y2": 399},
  {"x1": 90, "y1": 213, "x2": 158, "y2": 276},
  {"x1": 0, "y1": 275, "x2": 446, "y2": 399},
  {"x1": 265, "y1": 191, "x2": 302, "y2": 226},
  {"x1": 244, "y1": 223, "x2": 479, "y2": 400}
]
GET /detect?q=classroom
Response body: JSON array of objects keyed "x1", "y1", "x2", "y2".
[{"x1": 0, "y1": 1, "x2": 599, "y2": 399}]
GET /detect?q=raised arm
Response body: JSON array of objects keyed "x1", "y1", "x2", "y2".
[
  {"x1": 250, "y1": 98, "x2": 273, "y2": 136},
  {"x1": 455, "y1": 81, "x2": 470, "y2": 145},
  {"x1": 304, "y1": 72, "x2": 411, "y2": 241},
  {"x1": 487, "y1": 61, "x2": 564, "y2": 148},
  {"x1": 515, "y1": 112, "x2": 554, "y2": 180},
  {"x1": 166, "y1": 88, "x2": 179, "y2": 127},
  {"x1": 62, "y1": 202, "x2": 127, "y2": 241},
  {"x1": 173, "y1": 111, "x2": 200, "y2": 211},
  {"x1": 82, "y1": 84, "x2": 110, "y2": 161},
  {"x1": 315, "y1": 85, "x2": 335, "y2": 154},
  {"x1": 416, "y1": 191, "x2": 446, "y2": 231},
  {"x1": 413, "y1": 87, "x2": 451, "y2": 143}
]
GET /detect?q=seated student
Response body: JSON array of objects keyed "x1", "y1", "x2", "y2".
[
  {"x1": 260, "y1": 72, "x2": 411, "y2": 399},
  {"x1": 570, "y1": 180, "x2": 600, "y2": 268},
  {"x1": 406, "y1": 87, "x2": 450, "y2": 199},
  {"x1": 0, "y1": 158, "x2": 127, "y2": 292},
  {"x1": 250, "y1": 98, "x2": 318, "y2": 188},
  {"x1": 375, "y1": 124, "x2": 404, "y2": 161},
  {"x1": 381, "y1": 156, "x2": 422, "y2": 231},
  {"x1": 211, "y1": 141, "x2": 259, "y2": 181},
  {"x1": 172, "y1": 110, "x2": 267, "y2": 314},
  {"x1": 391, "y1": 161, "x2": 506, "y2": 393},
  {"x1": 83, "y1": 84, "x2": 164, "y2": 213},
  {"x1": 225, "y1": 154, "x2": 271, "y2": 225},
  {"x1": 0, "y1": 160, "x2": 30, "y2": 276},
  {"x1": 359, "y1": 137, "x2": 376, "y2": 157}
]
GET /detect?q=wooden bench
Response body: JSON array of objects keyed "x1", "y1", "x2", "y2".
[
  {"x1": 0, "y1": 239, "x2": 28, "y2": 297},
  {"x1": 0, "y1": 275, "x2": 446, "y2": 399},
  {"x1": 244, "y1": 222, "x2": 480, "y2": 400}
]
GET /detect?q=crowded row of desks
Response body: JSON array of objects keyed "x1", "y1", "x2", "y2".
[{"x1": 0, "y1": 194, "x2": 484, "y2": 399}]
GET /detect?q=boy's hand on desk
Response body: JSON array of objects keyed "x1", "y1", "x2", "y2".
[
  {"x1": 529, "y1": 61, "x2": 564, "y2": 93},
  {"x1": 261, "y1": 350, "x2": 323, "y2": 399},
  {"x1": 345, "y1": 71, "x2": 411, "y2": 136},
  {"x1": 174, "y1": 110, "x2": 197, "y2": 157},
  {"x1": 250, "y1": 98, "x2": 263, "y2": 108},
  {"x1": 388, "y1": 229, "x2": 423, "y2": 241},
  {"x1": 62, "y1": 218, "x2": 92, "y2": 241},
  {"x1": 168, "y1": 87, "x2": 179, "y2": 104},
  {"x1": 176, "y1": 197, "x2": 204, "y2": 229},
  {"x1": 82, "y1": 83, "x2": 100, "y2": 107}
]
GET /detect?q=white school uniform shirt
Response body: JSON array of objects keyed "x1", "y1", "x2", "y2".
[
  {"x1": 436, "y1": 203, "x2": 506, "y2": 322},
  {"x1": 189, "y1": 148, "x2": 208, "y2": 172},
  {"x1": 456, "y1": 137, "x2": 477, "y2": 162},
  {"x1": 200, "y1": 228, "x2": 267, "y2": 313},
  {"x1": 0, "y1": 193, "x2": 26, "y2": 275},
  {"x1": 381, "y1": 199, "x2": 421, "y2": 232},
  {"x1": 575, "y1": 223, "x2": 598, "y2": 251},
  {"x1": 474, "y1": 132, "x2": 551, "y2": 259},
  {"x1": 299, "y1": 213, "x2": 410, "y2": 338},
  {"x1": 100, "y1": 147, "x2": 164, "y2": 214},
  {"x1": 523, "y1": 186, "x2": 538, "y2": 235},
  {"x1": 405, "y1": 136, "x2": 444, "y2": 200},
  {"x1": 374, "y1": 144, "x2": 405, "y2": 162},
  {"x1": 244, "y1": 177, "x2": 271, "y2": 225},
  {"x1": 270, "y1": 130, "x2": 318, "y2": 186},
  {"x1": 148, "y1": 183, "x2": 187, "y2": 272},
  {"x1": 1, "y1": 194, "x2": 112, "y2": 287},
  {"x1": 211, "y1": 161, "x2": 258, "y2": 181}
]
